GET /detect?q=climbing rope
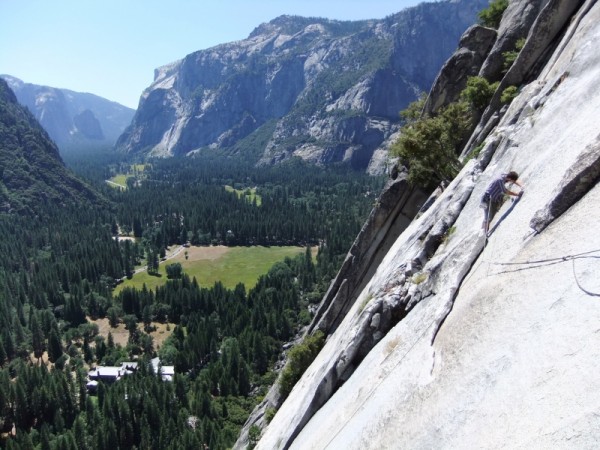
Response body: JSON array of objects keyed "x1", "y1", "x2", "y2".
[
  {"x1": 485, "y1": 249, "x2": 600, "y2": 296},
  {"x1": 572, "y1": 258, "x2": 600, "y2": 297},
  {"x1": 485, "y1": 248, "x2": 599, "y2": 267},
  {"x1": 317, "y1": 247, "x2": 598, "y2": 447}
]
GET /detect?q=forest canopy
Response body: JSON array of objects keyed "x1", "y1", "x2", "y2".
[{"x1": 0, "y1": 145, "x2": 382, "y2": 449}]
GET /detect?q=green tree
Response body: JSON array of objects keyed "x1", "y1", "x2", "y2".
[
  {"x1": 123, "y1": 240, "x2": 134, "y2": 279},
  {"x1": 104, "y1": 419, "x2": 119, "y2": 450},
  {"x1": 299, "y1": 246, "x2": 315, "y2": 291},
  {"x1": 107, "y1": 307, "x2": 120, "y2": 328},
  {"x1": 139, "y1": 333, "x2": 154, "y2": 355},
  {"x1": 2, "y1": 332, "x2": 15, "y2": 361},
  {"x1": 166, "y1": 262, "x2": 183, "y2": 279},
  {"x1": 47, "y1": 327, "x2": 63, "y2": 363},
  {"x1": 252, "y1": 334, "x2": 268, "y2": 375},
  {"x1": 391, "y1": 101, "x2": 471, "y2": 187},
  {"x1": 502, "y1": 37, "x2": 526, "y2": 73},
  {"x1": 0, "y1": 341, "x2": 6, "y2": 367},
  {"x1": 400, "y1": 92, "x2": 427, "y2": 122},
  {"x1": 279, "y1": 331, "x2": 325, "y2": 399},
  {"x1": 501, "y1": 85, "x2": 519, "y2": 104},
  {"x1": 40, "y1": 424, "x2": 52, "y2": 450},
  {"x1": 64, "y1": 296, "x2": 86, "y2": 326},
  {"x1": 478, "y1": 0, "x2": 508, "y2": 28},
  {"x1": 147, "y1": 248, "x2": 159, "y2": 275},
  {"x1": 12, "y1": 379, "x2": 31, "y2": 430},
  {"x1": 95, "y1": 336, "x2": 107, "y2": 362},
  {"x1": 73, "y1": 414, "x2": 87, "y2": 449},
  {"x1": 460, "y1": 76, "x2": 499, "y2": 112},
  {"x1": 238, "y1": 359, "x2": 251, "y2": 396},
  {"x1": 30, "y1": 313, "x2": 45, "y2": 361},
  {"x1": 248, "y1": 425, "x2": 261, "y2": 449},
  {"x1": 142, "y1": 305, "x2": 153, "y2": 332},
  {"x1": 0, "y1": 372, "x2": 13, "y2": 433}
]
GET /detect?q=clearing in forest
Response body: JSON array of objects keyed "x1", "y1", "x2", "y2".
[
  {"x1": 106, "y1": 164, "x2": 149, "y2": 190},
  {"x1": 92, "y1": 317, "x2": 176, "y2": 349},
  {"x1": 114, "y1": 245, "x2": 307, "y2": 294},
  {"x1": 106, "y1": 174, "x2": 128, "y2": 189},
  {"x1": 224, "y1": 185, "x2": 262, "y2": 206}
]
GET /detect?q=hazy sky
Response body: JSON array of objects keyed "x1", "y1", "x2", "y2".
[{"x1": 0, "y1": 0, "x2": 423, "y2": 109}]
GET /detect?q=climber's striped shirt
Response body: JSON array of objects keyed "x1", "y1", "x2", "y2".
[{"x1": 483, "y1": 173, "x2": 509, "y2": 203}]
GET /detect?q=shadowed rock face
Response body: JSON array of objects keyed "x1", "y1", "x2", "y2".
[
  {"x1": 73, "y1": 109, "x2": 104, "y2": 140},
  {"x1": 0, "y1": 75, "x2": 134, "y2": 149},
  {"x1": 116, "y1": 0, "x2": 488, "y2": 173},
  {"x1": 530, "y1": 133, "x2": 600, "y2": 233},
  {"x1": 0, "y1": 79, "x2": 104, "y2": 213},
  {"x1": 308, "y1": 176, "x2": 429, "y2": 337},
  {"x1": 423, "y1": 25, "x2": 497, "y2": 115},
  {"x1": 240, "y1": 1, "x2": 600, "y2": 449},
  {"x1": 478, "y1": 0, "x2": 547, "y2": 82}
]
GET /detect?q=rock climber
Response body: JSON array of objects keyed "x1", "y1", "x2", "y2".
[{"x1": 481, "y1": 171, "x2": 524, "y2": 234}]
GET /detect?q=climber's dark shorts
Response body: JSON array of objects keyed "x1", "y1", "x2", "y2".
[{"x1": 481, "y1": 194, "x2": 502, "y2": 222}]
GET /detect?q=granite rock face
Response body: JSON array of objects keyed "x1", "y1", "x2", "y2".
[
  {"x1": 248, "y1": 1, "x2": 600, "y2": 448},
  {"x1": 463, "y1": 0, "x2": 586, "y2": 155},
  {"x1": 0, "y1": 75, "x2": 134, "y2": 150},
  {"x1": 73, "y1": 109, "x2": 104, "y2": 140},
  {"x1": 423, "y1": 25, "x2": 497, "y2": 115},
  {"x1": 478, "y1": 0, "x2": 547, "y2": 82},
  {"x1": 116, "y1": 0, "x2": 487, "y2": 173}
]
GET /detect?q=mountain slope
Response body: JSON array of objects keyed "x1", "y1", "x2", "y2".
[
  {"x1": 1, "y1": 75, "x2": 135, "y2": 150},
  {"x1": 116, "y1": 0, "x2": 487, "y2": 173},
  {"x1": 249, "y1": 0, "x2": 600, "y2": 448},
  {"x1": 0, "y1": 78, "x2": 103, "y2": 213}
]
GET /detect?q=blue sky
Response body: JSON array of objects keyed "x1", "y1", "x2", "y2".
[{"x1": 0, "y1": 0, "x2": 422, "y2": 109}]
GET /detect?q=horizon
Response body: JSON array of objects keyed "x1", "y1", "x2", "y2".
[{"x1": 0, "y1": 0, "x2": 422, "y2": 109}]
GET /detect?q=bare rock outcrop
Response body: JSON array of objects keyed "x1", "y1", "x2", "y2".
[
  {"x1": 478, "y1": 0, "x2": 547, "y2": 81},
  {"x1": 253, "y1": 1, "x2": 600, "y2": 448},
  {"x1": 116, "y1": 1, "x2": 487, "y2": 173},
  {"x1": 73, "y1": 109, "x2": 104, "y2": 140},
  {"x1": 309, "y1": 175, "x2": 428, "y2": 335},
  {"x1": 0, "y1": 75, "x2": 134, "y2": 149},
  {"x1": 423, "y1": 25, "x2": 497, "y2": 115},
  {"x1": 530, "y1": 133, "x2": 600, "y2": 233},
  {"x1": 464, "y1": 0, "x2": 587, "y2": 155},
  {"x1": 234, "y1": 173, "x2": 428, "y2": 449}
]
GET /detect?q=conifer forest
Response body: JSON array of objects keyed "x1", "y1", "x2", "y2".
[{"x1": 0, "y1": 137, "x2": 384, "y2": 448}]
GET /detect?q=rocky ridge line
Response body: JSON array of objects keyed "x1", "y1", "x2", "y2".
[{"x1": 116, "y1": 0, "x2": 487, "y2": 173}]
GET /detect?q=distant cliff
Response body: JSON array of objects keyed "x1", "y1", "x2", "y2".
[
  {"x1": 1, "y1": 75, "x2": 135, "y2": 150},
  {"x1": 239, "y1": 0, "x2": 600, "y2": 448},
  {"x1": 116, "y1": 0, "x2": 487, "y2": 173},
  {"x1": 0, "y1": 79, "x2": 103, "y2": 214}
]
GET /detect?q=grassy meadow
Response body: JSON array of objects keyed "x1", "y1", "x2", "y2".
[
  {"x1": 114, "y1": 245, "x2": 308, "y2": 294},
  {"x1": 224, "y1": 185, "x2": 262, "y2": 206},
  {"x1": 108, "y1": 173, "x2": 129, "y2": 189},
  {"x1": 107, "y1": 164, "x2": 149, "y2": 190}
]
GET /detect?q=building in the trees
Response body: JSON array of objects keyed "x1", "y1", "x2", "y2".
[
  {"x1": 86, "y1": 360, "x2": 171, "y2": 392},
  {"x1": 151, "y1": 357, "x2": 175, "y2": 381}
]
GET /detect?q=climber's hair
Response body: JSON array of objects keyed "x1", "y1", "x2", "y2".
[{"x1": 506, "y1": 171, "x2": 519, "y2": 181}]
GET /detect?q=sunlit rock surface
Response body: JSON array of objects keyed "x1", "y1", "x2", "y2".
[
  {"x1": 116, "y1": 0, "x2": 487, "y2": 173},
  {"x1": 254, "y1": 1, "x2": 600, "y2": 448}
]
